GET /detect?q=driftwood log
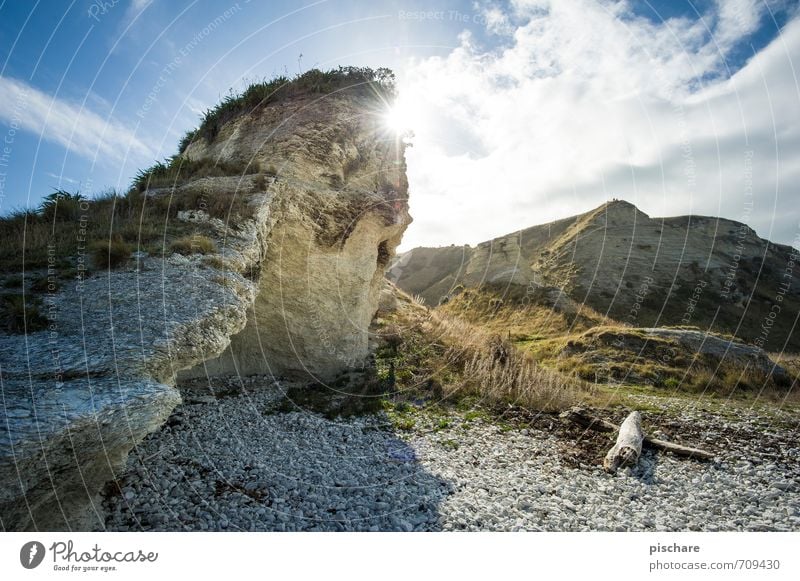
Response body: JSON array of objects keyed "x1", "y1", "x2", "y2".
[
  {"x1": 603, "y1": 411, "x2": 643, "y2": 473},
  {"x1": 560, "y1": 407, "x2": 715, "y2": 468}
]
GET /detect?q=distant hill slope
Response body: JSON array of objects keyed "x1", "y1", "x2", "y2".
[{"x1": 389, "y1": 200, "x2": 800, "y2": 351}]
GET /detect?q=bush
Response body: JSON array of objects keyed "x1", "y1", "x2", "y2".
[
  {"x1": 0, "y1": 294, "x2": 48, "y2": 333},
  {"x1": 663, "y1": 377, "x2": 681, "y2": 389},
  {"x1": 89, "y1": 239, "x2": 132, "y2": 269},
  {"x1": 177, "y1": 129, "x2": 199, "y2": 154},
  {"x1": 170, "y1": 234, "x2": 216, "y2": 255},
  {"x1": 39, "y1": 190, "x2": 86, "y2": 222}
]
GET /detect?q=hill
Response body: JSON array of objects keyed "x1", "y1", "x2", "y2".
[{"x1": 389, "y1": 200, "x2": 800, "y2": 352}]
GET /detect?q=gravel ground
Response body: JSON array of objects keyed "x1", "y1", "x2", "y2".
[{"x1": 101, "y1": 377, "x2": 800, "y2": 532}]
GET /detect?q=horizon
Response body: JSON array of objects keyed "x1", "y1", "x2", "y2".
[{"x1": 0, "y1": 1, "x2": 798, "y2": 251}]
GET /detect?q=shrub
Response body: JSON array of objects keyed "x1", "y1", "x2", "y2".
[
  {"x1": 662, "y1": 377, "x2": 681, "y2": 389},
  {"x1": 0, "y1": 294, "x2": 48, "y2": 333},
  {"x1": 202, "y1": 256, "x2": 227, "y2": 270},
  {"x1": 177, "y1": 129, "x2": 199, "y2": 154},
  {"x1": 170, "y1": 234, "x2": 216, "y2": 255},
  {"x1": 253, "y1": 173, "x2": 268, "y2": 191},
  {"x1": 89, "y1": 239, "x2": 132, "y2": 269},
  {"x1": 39, "y1": 190, "x2": 86, "y2": 222}
]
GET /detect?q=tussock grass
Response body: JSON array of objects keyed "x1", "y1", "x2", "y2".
[
  {"x1": 89, "y1": 239, "x2": 133, "y2": 269},
  {"x1": 170, "y1": 234, "x2": 216, "y2": 255},
  {"x1": 439, "y1": 283, "x2": 606, "y2": 340},
  {"x1": 427, "y1": 312, "x2": 587, "y2": 412},
  {"x1": 375, "y1": 289, "x2": 591, "y2": 413},
  {"x1": 0, "y1": 182, "x2": 255, "y2": 273},
  {"x1": 0, "y1": 294, "x2": 48, "y2": 333},
  {"x1": 132, "y1": 157, "x2": 254, "y2": 193}
]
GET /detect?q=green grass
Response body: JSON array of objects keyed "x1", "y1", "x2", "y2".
[
  {"x1": 274, "y1": 371, "x2": 389, "y2": 420},
  {"x1": 0, "y1": 181, "x2": 259, "y2": 273}
]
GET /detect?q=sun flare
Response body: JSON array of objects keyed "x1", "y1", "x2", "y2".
[{"x1": 383, "y1": 102, "x2": 413, "y2": 134}]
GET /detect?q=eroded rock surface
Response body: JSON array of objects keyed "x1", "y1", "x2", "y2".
[{"x1": 179, "y1": 94, "x2": 410, "y2": 379}]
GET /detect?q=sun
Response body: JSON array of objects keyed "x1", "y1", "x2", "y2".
[{"x1": 383, "y1": 101, "x2": 413, "y2": 135}]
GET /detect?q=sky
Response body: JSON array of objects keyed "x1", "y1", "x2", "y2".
[{"x1": 0, "y1": 0, "x2": 798, "y2": 250}]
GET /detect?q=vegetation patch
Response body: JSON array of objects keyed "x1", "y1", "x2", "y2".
[
  {"x1": 373, "y1": 288, "x2": 591, "y2": 415},
  {"x1": 89, "y1": 239, "x2": 133, "y2": 269},
  {"x1": 132, "y1": 157, "x2": 254, "y2": 193},
  {"x1": 183, "y1": 67, "x2": 396, "y2": 147},
  {"x1": 0, "y1": 293, "x2": 49, "y2": 333},
  {"x1": 529, "y1": 325, "x2": 791, "y2": 395},
  {"x1": 170, "y1": 234, "x2": 216, "y2": 256},
  {"x1": 274, "y1": 370, "x2": 390, "y2": 420}
]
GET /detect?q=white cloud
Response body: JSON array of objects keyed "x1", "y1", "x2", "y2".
[
  {"x1": 0, "y1": 75, "x2": 153, "y2": 164},
  {"x1": 715, "y1": 0, "x2": 764, "y2": 51},
  {"x1": 396, "y1": 0, "x2": 800, "y2": 249}
]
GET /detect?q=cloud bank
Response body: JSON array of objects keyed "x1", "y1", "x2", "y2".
[{"x1": 397, "y1": 0, "x2": 800, "y2": 249}]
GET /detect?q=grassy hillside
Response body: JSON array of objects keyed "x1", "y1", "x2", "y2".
[{"x1": 390, "y1": 200, "x2": 800, "y2": 352}]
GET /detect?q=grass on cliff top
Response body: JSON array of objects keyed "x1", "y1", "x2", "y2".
[
  {"x1": 179, "y1": 66, "x2": 397, "y2": 151},
  {"x1": 0, "y1": 176, "x2": 255, "y2": 273}
]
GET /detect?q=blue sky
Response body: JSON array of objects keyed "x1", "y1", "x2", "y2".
[{"x1": 1, "y1": 0, "x2": 798, "y2": 249}]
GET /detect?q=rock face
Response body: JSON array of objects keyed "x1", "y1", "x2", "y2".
[
  {"x1": 179, "y1": 92, "x2": 410, "y2": 379},
  {"x1": 0, "y1": 257, "x2": 257, "y2": 531},
  {"x1": 390, "y1": 200, "x2": 800, "y2": 351},
  {"x1": 0, "y1": 79, "x2": 409, "y2": 530}
]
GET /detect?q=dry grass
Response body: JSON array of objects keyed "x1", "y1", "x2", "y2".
[
  {"x1": 132, "y1": 157, "x2": 254, "y2": 193},
  {"x1": 438, "y1": 283, "x2": 606, "y2": 341},
  {"x1": 0, "y1": 182, "x2": 255, "y2": 273},
  {"x1": 429, "y1": 313, "x2": 587, "y2": 412},
  {"x1": 201, "y1": 255, "x2": 228, "y2": 270},
  {"x1": 89, "y1": 239, "x2": 133, "y2": 269},
  {"x1": 374, "y1": 289, "x2": 591, "y2": 413},
  {"x1": 0, "y1": 294, "x2": 48, "y2": 333},
  {"x1": 169, "y1": 234, "x2": 216, "y2": 255}
]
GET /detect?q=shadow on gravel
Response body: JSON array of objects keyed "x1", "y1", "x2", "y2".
[
  {"x1": 101, "y1": 377, "x2": 454, "y2": 532},
  {"x1": 629, "y1": 449, "x2": 659, "y2": 485}
]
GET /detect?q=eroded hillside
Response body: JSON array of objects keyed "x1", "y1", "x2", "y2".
[{"x1": 390, "y1": 200, "x2": 800, "y2": 352}]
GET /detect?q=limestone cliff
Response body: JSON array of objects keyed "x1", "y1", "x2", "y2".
[
  {"x1": 179, "y1": 90, "x2": 410, "y2": 379},
  {"x1": 0, "y1": 69, "x2": 410, "y2": 530}
]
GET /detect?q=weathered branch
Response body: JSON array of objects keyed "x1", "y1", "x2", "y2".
[
  {"x1": 642, "y1": 435, "x2": 715, "y2": 461},
  {"x1": 560, "y1": 407, "x2": 715, "y2": 464},
  {"x1": 603, "y1": 411, "x2": 643, "y2": 473}
]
